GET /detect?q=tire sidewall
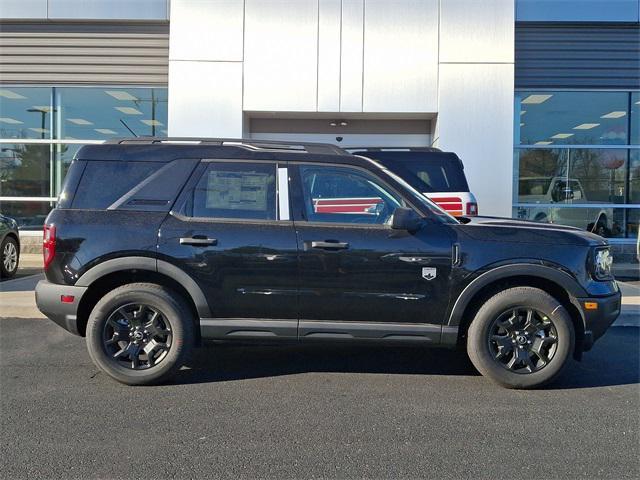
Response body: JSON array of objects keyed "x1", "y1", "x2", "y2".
[
  {"x1": 86, "y1": 285, "x2": 192, "y2": 385},
  {"x1": 468, "y1": 288, "x2": 575, "y2": 389}
]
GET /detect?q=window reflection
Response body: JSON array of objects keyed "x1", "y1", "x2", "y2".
[
  {"x1": 630, "y1": 151, "x2": 640, "y2": 205},
  {"x1": 515, "y1": 90, "x2": 639, "y2": 239},
  {"x1": 631, "y1": 92, "x2": 640, "y2": 146},
  {"x1": 514, "y1": 206, "x2": 626, "y2": 238},
  {"x1": 517, "y1": 149, "x2": 627, "y2": 205},
  {"x1": 0, "y1": 88, "x2": 52, "y2": 139},
  {"x1": 57, "y1": 87, "x2": 168, "y2": 140},
  {"x1": 0, "y1": 143, "x2": 51, "y2": 197},
  {"x1": 0, "y1": 87, "x2": 168, "y2": 141},
  {"x1": 0, "y1": 200, "x2": 52, "y2": 229},
  {"x1": 516, "y1": 91, "x2": 629, "y2": 145}
]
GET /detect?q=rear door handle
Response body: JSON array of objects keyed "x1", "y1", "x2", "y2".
[
  {"x1": 307, "y1": 240, "x2": 349, "y2": 250},
  {"x1": 179, "y1": 236, "x2": 217, "y2": 246}
]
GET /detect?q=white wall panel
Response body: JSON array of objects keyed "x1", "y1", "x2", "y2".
[
  {"x1": 317, "y1": 0, "x2": 342, "y2": 112},
  {"x1": 243, "y1": 0, "x2": 318, "y2": 111},
  {"x1": 0, "y1": 0, "x2": 47, "y2": 18},
  {"x1": 440, "y1": 0, "x2": 514, "y2": 63},
  {"x1": 168, "y1": 61, "x2": 243, "y2": 137},
  {"x1": 437, "y1": 63, "x2": 514, "y2": 218},
  {"x1": 251, "y1": 133, "x2": 430, "y2": 148},
  {"x1": 363, "y1": 0, "x2": 438, "y2": 112},
  {"x1": 169, "y1": 0, "x2": 243, "y2": 62},
  {"x1": 340, "y1": 0, "x2": 364, "y2": 112},
  {"x1": 48, "y1": 0, "x2": 169, "y2": 20}
]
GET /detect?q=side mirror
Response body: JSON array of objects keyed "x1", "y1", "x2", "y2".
[{"x1": 390, "y1": 207, "x2": 421, "y2": 232}]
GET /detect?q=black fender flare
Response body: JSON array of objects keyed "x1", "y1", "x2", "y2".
[
  {"x1": 76, "y1": 256, "x2": 211, "y2": 317},
  {"x1": 447, "y1": 263, "x2": 587, "y2": 327}
]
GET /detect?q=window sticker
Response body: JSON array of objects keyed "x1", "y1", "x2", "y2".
[{"x1": 205, "y1": 171, "x2": 270, "y2": 211}]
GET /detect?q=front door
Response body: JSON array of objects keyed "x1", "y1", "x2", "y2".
[
  {"x1": 157, "y1": 160, "x2": 299, "y2": 339},
  {"x1": 290, "y1": 163, "x2": 453, "y2": 342}
]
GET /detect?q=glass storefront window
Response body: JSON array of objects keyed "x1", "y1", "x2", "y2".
[
  {"x1": 631, "y1": 92, "x2": 640, "y2": 146},
  {"x1": 0, "y1": 143, "x2": 52, "y2": 197},
  {"x1": 516, "y1": 91, "x2": 629, "y2": 146},
  {"x1": 515, "y1": 91, "x2": 639, "y2": 239},
  {"x1": 517, "y1": 148, "x2": 627, "y2": 204},
  {"x1": 0, "y1": 87, "x2": 52, "y2": 139},
  {"x1": 56, "y1": 87, "x2": 168, "y2": 140},
  {"x1": 513, "y1": 206, "x2": 628, "y2": 238},
  {"x1": 0, "y1": 200, "x2": 52, "y2": 229},
  {"x1": 630, "y1": 150, "x2": 640, "y2": 205}
]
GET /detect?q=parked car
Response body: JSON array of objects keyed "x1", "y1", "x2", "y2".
[
  {"x1": 36, "y1": 138, "x2": 620, "y2": 389},
  {"x1": 0, "y1": 212, "x2": 20, "y2": 278},
  {"x1": 517, "y1": 176, "x2": 614, "y2": 236},
  {"x1": 349, "y1": 148, "x2": 478, "y2": 217}
]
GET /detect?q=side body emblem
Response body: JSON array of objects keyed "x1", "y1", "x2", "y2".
[{"x1": 422, "y1": 267, "x2": 437, "y2": 281}]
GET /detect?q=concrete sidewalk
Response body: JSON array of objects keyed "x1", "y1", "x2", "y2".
[{"x1": 1, "y1": 254, "x2": 638, "y2": 326}]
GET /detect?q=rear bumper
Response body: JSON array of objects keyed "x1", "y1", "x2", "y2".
[
  {"x1": 577, "y1": 291, "x2": 622, "y2": 351},
  {"x1": 35, "y1": 280, "x2": 87, "y2": 336}
]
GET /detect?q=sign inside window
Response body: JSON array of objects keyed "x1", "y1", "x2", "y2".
[{"x1": 206, "y1": 171, "x2": 269, "y2": 211}]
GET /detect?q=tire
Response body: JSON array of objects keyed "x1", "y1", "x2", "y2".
[
  {"x1": 467, "y1": 287, "x2": 574, "y2": 389},
  {"x1": 1, "y1": 235, "x2": 19, "y2": 278},
  {"x1": 86, "y1": 283, "x2": 195, "y2": 386}
]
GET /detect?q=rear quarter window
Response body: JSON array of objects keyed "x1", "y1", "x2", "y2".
[{"x1": 71, "y1": 161, "x2": 162, "y2": 209}]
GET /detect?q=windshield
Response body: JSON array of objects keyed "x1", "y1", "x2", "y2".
[
  {"x1": 379, "y1": 166, "x2": 459, "y2": 224},
  {"x1": 353, "y1": 151, "x2": 469, "y2": 193}
]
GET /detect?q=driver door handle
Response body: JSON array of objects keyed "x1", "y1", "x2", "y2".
[
  {"x1": 180, "y1": 236, "x2": 217, "y2": 246},
  {"x1": 306, "y1": 240, "x2": 349, "y2": 250}
]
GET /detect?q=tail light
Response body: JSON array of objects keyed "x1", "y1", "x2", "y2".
[
  {"x1": 466, "y1": 202, "x2": 478, "y2": 216},
  {"x1": 43, "y1": 224, "x2": 56, "y2": 270}
]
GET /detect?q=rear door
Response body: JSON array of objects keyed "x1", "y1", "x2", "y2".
[{"x1": 157, "y1": 159, "x2": 299, "y2": 339}]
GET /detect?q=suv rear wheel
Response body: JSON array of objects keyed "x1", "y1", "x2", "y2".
[
  {"x1": 86, "y1": 283, "x2": 194, "y2": 385},
  {"x1": 467, "y1": 287, "x2": 574, "y2": 389}
]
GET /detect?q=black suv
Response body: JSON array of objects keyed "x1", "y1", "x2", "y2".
[{"x1": 36, "y1": 139, "x2": 621, "y2": 389}]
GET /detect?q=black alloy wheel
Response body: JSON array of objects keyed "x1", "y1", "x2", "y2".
[
  {"x1": 488, "y1": 307, "x2": 558, "y2": 374},
  {"x1": 102, "y1": 303, "x2": 173, "y2": 370}
]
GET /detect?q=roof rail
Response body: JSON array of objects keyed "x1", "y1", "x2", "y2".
[
  {"x1": 103, "y1": 137, "x2": 349, "y2": 155},
  {"x1": 346, "y1": 146, "x2": 442, "y2": 153}
]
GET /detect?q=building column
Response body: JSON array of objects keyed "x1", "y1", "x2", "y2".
[
  {"x1": 168, "y1": 0, "x2": 244, "y2": 138},
  {"x1": 435, "y1": 0, "x2": 515, "y2": 218}
]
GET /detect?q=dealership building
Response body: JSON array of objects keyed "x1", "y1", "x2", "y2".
[{"x1": 0, "y1": 0, "x2": 639, "y2": 253}]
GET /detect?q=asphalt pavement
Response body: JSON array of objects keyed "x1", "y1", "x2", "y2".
[{"x1": 1, "y1": 316, "x2": 638, "y2": 479}]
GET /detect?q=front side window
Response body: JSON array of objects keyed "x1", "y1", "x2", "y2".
[
  {"x1": 299, "y1": 165, "x2": 403, "y2": 225},
  {"x1": 192, "y1": 162, "x2": 276, "y2": 220}
]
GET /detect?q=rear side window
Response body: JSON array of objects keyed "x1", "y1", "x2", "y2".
[
  {"x1": 356, "y1": 152, "x2": 469, "y2": 193},
  {"x1": 72, "y1": 161, "x2": 161, "y2": 209},
  {"x1": 191, "y1": 162, "x2": 276, "y2": 220}
]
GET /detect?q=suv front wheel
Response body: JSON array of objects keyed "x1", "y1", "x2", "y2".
[
  {"x1": 86, "y1": 283, "x2": 194, "y2": 385},
  {"x1": 467, "y1": 287, "x2": 575, "y2": 389}
]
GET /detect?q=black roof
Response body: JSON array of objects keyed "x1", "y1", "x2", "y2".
[
  {"x1": 349, "y1": 148, "x2": 464, "y2": 169},
  {"x1": 75, "y1": 137, "x2": 382, "y2": 167}
]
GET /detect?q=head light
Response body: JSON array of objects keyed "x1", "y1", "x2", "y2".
[{"x1": 593, "y1": 248, "x2": 613, "y2": 280}]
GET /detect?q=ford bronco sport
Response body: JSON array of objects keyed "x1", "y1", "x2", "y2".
[{"x1": 36, "y1": 138, "x2": 621, "y2": 388}]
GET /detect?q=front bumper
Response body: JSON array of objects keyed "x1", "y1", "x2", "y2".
[
  {"x1": 35, "y1": 280, "x2": 87, "y2": 336},
  {"x1": 577, "y1": 290, "x2": 622, "y2": 352}
]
